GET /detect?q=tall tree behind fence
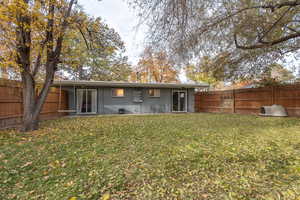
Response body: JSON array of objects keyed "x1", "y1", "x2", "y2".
[
  {"x1": 0, "y1": 79, "x2": 68, "y2": 128},
  {"x1": 195, "y1": 84, "x2": 300, "y2": 117}
]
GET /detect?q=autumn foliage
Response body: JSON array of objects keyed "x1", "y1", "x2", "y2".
[
  {"x1": 131, "y1": 47, "x2": 179, "y2": 83},
  {"x1": 0, "y1": 0, "x2": 131, "y2": 131}
]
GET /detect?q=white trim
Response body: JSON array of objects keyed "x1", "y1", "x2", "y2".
[{"x1": 172, "y1": 89, "x2": 188, "y2": 112}]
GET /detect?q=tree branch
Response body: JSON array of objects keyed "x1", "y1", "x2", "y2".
[
  {"x1": 198, "y1": 0, "x2": 300, "y2": 36},
  {"x1": 233, "y1": 2, "x2": 300, "y2": 50},
  {"x1": 34, "y1": 0, "x2": 76, "y2": 118},
  {"x1": 234, "y1": 32, "x2": 300, "y2": 50},
  {"x1": 32, "y1": 39, "x2": 47, "y2": 77},
  {"x1": 77, "y1": 25, "x2": 90, "y2": 50},
  {"x1": 257, "y1": 7, "x2": 292, "y2": 43},
  {"x1": 46, "y1": 2, "x2": 55, "y2": 66},
  {"x1": 286, "y1": 26, "x2": 300, "y2": 34},
  {"x1": 53, "y1": 0, "x2": 76, "y2": 62}
]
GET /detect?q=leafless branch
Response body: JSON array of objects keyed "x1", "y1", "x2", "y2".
[
  {"x1": 234, "y1": 32, "x2": 300, "y2": 50},
  {"x1": 257, "y1": 7, "x2": 292, "y2": 43}
]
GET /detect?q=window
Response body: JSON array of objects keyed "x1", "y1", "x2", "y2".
[
  {"x1": 133, "y1": 89, "x2": 143, "y2": 102},
  {"x1": 112, "y1": 88, "x2": 125, "y2": 97},
  {"x1": 149, "y1": 89, "x2": 160, "y2": 97}
]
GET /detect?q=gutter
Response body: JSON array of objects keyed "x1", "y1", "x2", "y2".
[{"x1": 52, "y1": 80, "x2": 209, "y2": 89}]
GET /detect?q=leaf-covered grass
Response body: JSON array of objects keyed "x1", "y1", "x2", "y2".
[{"x1": 1, "y1": 113, "x2": 300, "y2": 200}]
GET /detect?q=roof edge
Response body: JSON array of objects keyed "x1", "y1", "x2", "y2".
[{"x1": 52, "y1": 80, "x2": 209, "y2": 88}]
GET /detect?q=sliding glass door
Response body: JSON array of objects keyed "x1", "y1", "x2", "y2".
[
  {"x1": 172, "y1": 90, "x2": 187, "y2": 112},
  {"x1": 77, "y1": 89, "x2": 97, "y2": 114}
]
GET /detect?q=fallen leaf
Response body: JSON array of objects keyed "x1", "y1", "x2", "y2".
[
  {"x1": 21, "y1": 162, "x2": 32, "y2": 168},
  {"x1": 101, "y1": 193, "x2": 110, "y2": 200}
]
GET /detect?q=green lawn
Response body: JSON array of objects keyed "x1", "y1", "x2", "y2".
[{"x1": 1, "y1": 114, "x2": 300, "y2": 200}]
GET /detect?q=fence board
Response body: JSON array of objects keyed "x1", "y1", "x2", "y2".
[
  {"x1": 195, "y1": 84, "x2": 300, "y2": 117},
  {"x1": 0, "y1": 79, "x2": 68, "y2": 128}
]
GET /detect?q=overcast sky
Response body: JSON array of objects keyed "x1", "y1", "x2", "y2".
[
  {"x1": 81, "y1": 0, "x2": 146, "y2": 66},
  {"x1": 81, "y1": 0, "x2": 188, "y2": 82}
]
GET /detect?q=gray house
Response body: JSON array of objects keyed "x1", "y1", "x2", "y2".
[{"x1": 52, "y1": 81, "x2": 208, "y2": 115}]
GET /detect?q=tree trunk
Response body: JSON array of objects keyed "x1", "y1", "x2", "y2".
[
  {"x1": 21, "y1": 72, "x2": 39, "y2": 132},
  {"x1": 17, "y1": 0, "x2": 75, "y2": 132},
  {"x1": 15, "y1": 1, "x2": 37, "y2": 132},
  {"x1": 21, "y1": 67, "x2": 55, "y2": 132}
]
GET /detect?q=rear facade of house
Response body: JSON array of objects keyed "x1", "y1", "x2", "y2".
[{"x1": 53, "y1": 81, "x2": 208, "y2": 115}]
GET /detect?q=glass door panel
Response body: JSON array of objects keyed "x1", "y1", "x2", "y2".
[
  {"x1": 77, "y1": 89, "x2": 84, "y2": 113},
  {"x1": 91, "y1": 90, "x2": 97, "y2": 113},
  {"x1": 77, "y1": 89, "x2": 97, "y2": 114},
  {"x1": 86, "y1": 90, "x2": 92, "y2": 113},
  {"x1": 179, "y1": 92, "x2": 186, "y2": 111},
  {"x1": 172, "y1": 90, "x2": 187, "y2": 112},
  {"x1": 172, "y1": 91, "x2": 179, "y2": 111}
]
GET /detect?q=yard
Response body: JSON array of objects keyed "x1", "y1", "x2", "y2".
[{"x1": 1, "y1": 114, "x2": 300, "y2": 200}]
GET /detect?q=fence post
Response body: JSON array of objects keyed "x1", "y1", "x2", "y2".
[
  {"x1": 271, "y1": 86, "x2": 275, "y2": 105},
  {"x1": 232, "y1": 89, "x2": 235, "y2": 113}
]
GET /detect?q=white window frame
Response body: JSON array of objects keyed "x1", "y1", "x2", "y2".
[
  {"x1": 149, "y1": 89, "x2": 161, "y2": 98},
  {"x1": 112, "y1": 88, "x2": 125, "y2": 97}
]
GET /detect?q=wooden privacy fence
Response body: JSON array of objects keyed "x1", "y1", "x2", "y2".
[
  {"x1": 195, "y1": 84, "x2": 300, "y2": 117},
  {"x1": 0, "y1": 79, "x2": 68, "y2": 128}
]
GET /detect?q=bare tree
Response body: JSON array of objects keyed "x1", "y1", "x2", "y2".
[{"x1": 130, "y1": 0, "x2": 300, "y2": 80}]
